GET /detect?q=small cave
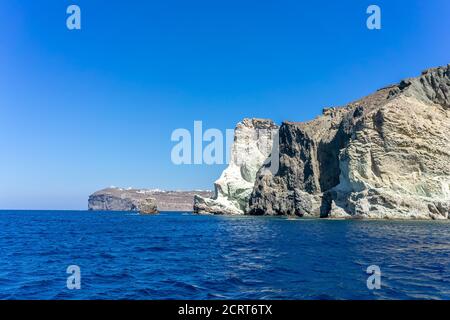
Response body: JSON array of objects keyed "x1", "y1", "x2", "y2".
[
  {"x1": 319, "y1": 193, "x2": 333, "y2": 218},
  {"x1": 317, "y1": 125, "x2": 353, "y2": 217}
]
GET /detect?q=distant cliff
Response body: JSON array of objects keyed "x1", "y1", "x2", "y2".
[
  {"x1": 197, "y1": 65, "x2": 450, "y2": 219},
  {"x1": 89, "y1": 188, "x2": 212, "y2": 213}
]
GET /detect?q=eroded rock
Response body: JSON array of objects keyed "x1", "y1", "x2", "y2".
[{"x1": 194, "y1": 118, "x2": 279, "y2": 214}]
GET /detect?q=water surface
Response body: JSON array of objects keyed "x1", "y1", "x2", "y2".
[{"x1": 0, "y1": 210, "x2": 449, "y2": 299}]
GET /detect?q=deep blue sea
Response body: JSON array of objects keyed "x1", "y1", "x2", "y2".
[{"x1": 1, "y1": 210, "x2": 450, "y2": 300}]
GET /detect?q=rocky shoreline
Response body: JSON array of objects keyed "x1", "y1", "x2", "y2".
[{"x1": 195, "y1": 65, "x2": 450, "y2": 220}]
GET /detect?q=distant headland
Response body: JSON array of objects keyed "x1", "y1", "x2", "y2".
[{"x1": 88, "y1": 188, "x2": 213, "y2": 214}]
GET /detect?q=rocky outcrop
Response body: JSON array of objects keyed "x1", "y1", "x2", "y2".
[
  {"x1": 249, "y1": 65, "x2": 450, "y2": 219},
  {"x1": 135, "y1": 198, "x2": 159, "y2": 214},
  {"x1": 89, "y1": 188, "x2": 213, "y2": 213},
  {"x1": 194, "y1": 118, "x2": 279, "y2": 214}
]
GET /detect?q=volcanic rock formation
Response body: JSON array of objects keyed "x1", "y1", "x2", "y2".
[
  {"x1": 250, "y1": 65, "x2": 450, "y2": 219},
  {"x1": 197, "y1": 65, "x2": 450, "y2": 219}
]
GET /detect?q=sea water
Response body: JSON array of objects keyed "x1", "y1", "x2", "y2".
[{"x1": 0, "y1": 210, "x2": 449, "y2": 300}]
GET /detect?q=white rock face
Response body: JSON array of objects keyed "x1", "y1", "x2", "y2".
[{"x1": 194, "y1": 119, "x2": 279, "y2": 214}]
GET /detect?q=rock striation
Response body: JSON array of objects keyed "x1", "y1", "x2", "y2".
[
  {"x1": 250, "y1": 65, "x2": 450, "y2": 219},
  {"x1": 194, "y1": 118, "x2": 279, "y2": 214}
]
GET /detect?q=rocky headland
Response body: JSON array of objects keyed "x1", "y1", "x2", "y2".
[
  {"x1": 195, "y1": 65, "x2": 450, "y2": 219},
  {"x1": 89, "y1": 188, "x2": 212, "y2": 214}
]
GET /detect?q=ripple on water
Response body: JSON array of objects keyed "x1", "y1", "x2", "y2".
[{"x1": 1, "y1": 211, "x2": 450, "y2": 299}]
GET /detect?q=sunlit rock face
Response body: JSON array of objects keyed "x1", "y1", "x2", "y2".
[
  {"x1": 194, "y1": 118, "x2": 279, "y2": 215},
  {"x1": 249, "y1": 65, "x2": 450, "y2": 219}
]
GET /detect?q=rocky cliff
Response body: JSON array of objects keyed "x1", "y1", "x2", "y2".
[
  {"x1": 194, "y1": 118, "x2": 279, "y2": 214},
  {"x1": 250, "y1": 65, "x2": 450, "y2": 219},
  {"x1": 89, "y1": 188, "x2": 213, "y2": 213},
  {"x1": 88, "y1": 188, "x2": 158, "y2": 214}
]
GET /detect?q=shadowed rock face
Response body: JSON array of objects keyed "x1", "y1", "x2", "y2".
[{"x1": 249, "y1": 65, "x2": 450, "y2": 219}]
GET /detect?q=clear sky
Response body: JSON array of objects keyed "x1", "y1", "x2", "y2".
[{"x1": 0, "y1": 0, "x2": 449, "y2": 210}]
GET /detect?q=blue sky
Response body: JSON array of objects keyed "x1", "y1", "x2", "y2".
[{"x1": 0, "y1": 0, "x2": 449, "y2": 209}]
